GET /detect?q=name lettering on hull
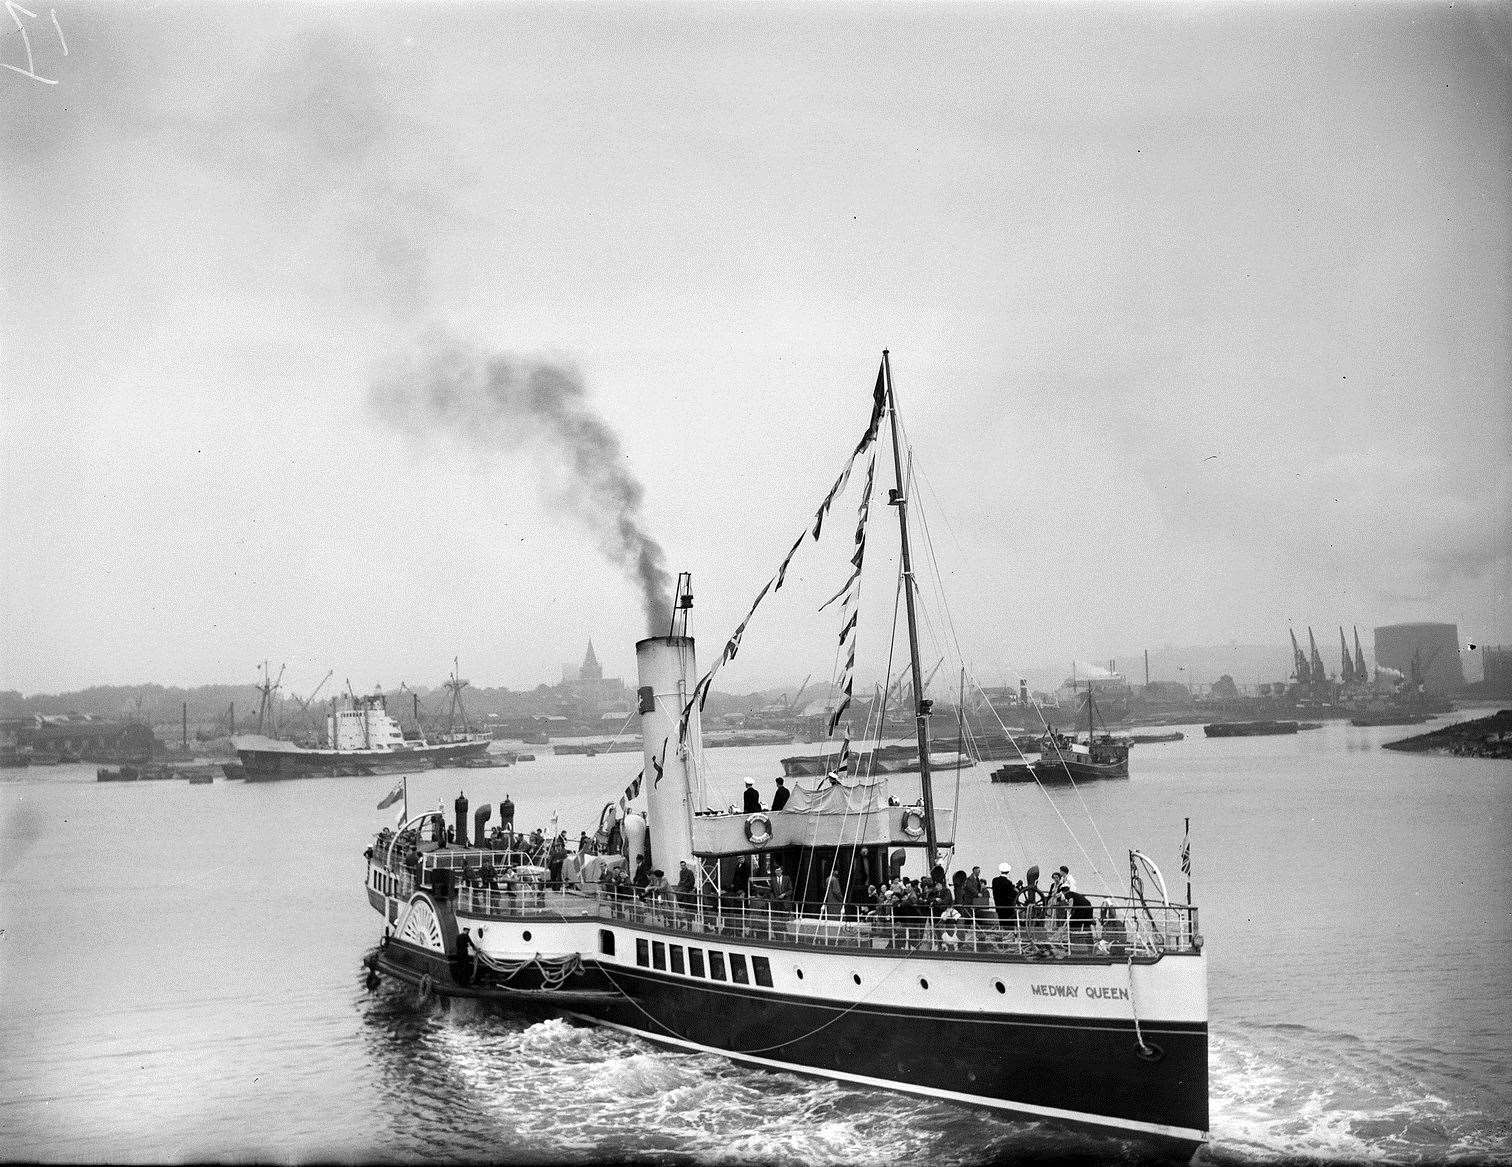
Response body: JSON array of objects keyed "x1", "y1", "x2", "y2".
[{"x1": 1029, "y1": 984, "x2": 1130, "y2": 1001}]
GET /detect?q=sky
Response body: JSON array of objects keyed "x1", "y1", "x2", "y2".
[{"x1": 2, "y1": 0, "x2": 1509, "y2": 700}]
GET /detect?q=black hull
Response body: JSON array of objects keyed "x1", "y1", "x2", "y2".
[
  {"x1": 1202, "y1": 721, "x2": 1298, "y2": 737},
  {"x1": 238, "y1": 738, "x2": 490, "y2": 779},
  {"x1": 992, "y1": 761, "x2": 1129, "y2": 783},
  {"x1": 372, "y1": 935, "x2": 1206, "y2": 1154}
]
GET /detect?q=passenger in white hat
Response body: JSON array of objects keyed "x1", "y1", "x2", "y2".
[{"x1": 742, "y1": 778, "x2": 762, "y2": 814}]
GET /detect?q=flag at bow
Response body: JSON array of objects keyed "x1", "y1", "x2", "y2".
[
  {"x1": 377, "y1": 779, "x2": 405, "y2": 811},
  {"x1": 1180, "y1": 826, "x2": 1191, "y2": 877}
]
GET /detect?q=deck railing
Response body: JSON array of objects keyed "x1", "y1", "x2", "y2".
[
  {"x1": 368, "y1": 840, "x2": 1200, "y2": 958},
  {"x1": 448, "y1": 882, "x2": 1199, "y2": 957}
]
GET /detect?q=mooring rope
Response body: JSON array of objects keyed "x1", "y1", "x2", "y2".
[{"x1": 1124, "y1": 944, "x2": 1154, "y2": 1056}]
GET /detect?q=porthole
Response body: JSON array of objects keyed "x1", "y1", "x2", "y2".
[
  {"x1": 795, "y1": 968, "x2": 804, "y2": 980},
  {"x1": 993, "y1": 979, "x2": 1006, "y2": 994},
  {"x1": 919, "y1": 978, "x2": 929, "y2": 990},
  {"x1": 522, "y1": 930, "x2": 532, "y2": 942},
  {"x1": 852, "y1": 973, "x2": 862, "y2": 986}
]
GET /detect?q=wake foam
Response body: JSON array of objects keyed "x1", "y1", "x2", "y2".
[{"x1": 1206, "y1": 1022, "x2": 1512, "y2": 1163}]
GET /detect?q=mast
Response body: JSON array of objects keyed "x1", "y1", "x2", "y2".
[{"x1": 882, "y1": 351, "x2": 938, "y2": 870}]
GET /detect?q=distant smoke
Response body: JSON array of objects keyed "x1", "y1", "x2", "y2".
[{"x1": 373, "y1": 337, "x2": 672, "y2": 633}]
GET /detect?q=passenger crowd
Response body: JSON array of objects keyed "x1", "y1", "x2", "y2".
[{"x1": 371, "y1": 793, "x2": 1147, "y2": 954}]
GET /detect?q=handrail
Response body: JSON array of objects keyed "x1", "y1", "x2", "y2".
[{"x1": 366, "y1": 839, "x2": 1199, "y2": 957}]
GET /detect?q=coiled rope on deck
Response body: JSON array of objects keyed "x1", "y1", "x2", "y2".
[{"x1": 474, "y1": 950, "x2": 585, "y2": 990}]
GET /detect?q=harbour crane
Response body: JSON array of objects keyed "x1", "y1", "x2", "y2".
[
  {"x1": 783, "y1": 673, "x2": 814, "y2": 712},
  {"x1": 289, "y1": 670, "x2": 334, "y2": 736}
]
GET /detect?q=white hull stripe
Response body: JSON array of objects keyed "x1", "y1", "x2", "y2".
[{"x1": 570, "y1": 1011, "x2": 1208, "y2": 1146}]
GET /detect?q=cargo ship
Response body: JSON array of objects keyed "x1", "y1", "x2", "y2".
[{"x1": 233, "y1": 692, "x2": 489, "y2": 779}]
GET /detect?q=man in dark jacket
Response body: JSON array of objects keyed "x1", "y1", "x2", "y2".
[
  {"x1": 676, "y1": 860, "x2": 696, "y2": 915},
  {"x1": 1066, "y1": 889, "x2": 1096, "y2": 949},
  {"x1": 742, "y1": 778, "x2": 762, "y2": 813},
  {"x1": 771, "y1": 777, "x2": 790, "y2": 811},
  {"x1": 992, "y1": 863, "x2": 1019, "y2": 929}
]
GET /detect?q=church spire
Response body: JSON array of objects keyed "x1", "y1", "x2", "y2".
[{"x1": 581, "y1": 640, "x2": 603, "y2": 681}]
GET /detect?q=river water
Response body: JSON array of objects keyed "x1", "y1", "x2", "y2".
[{"x1": 2, "y1": 715, "x2": 1509, "y2": 1163}]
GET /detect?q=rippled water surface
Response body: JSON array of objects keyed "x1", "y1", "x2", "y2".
[{"x1": 2, "y1": 716, "x2": 1509, "y2": 1162}]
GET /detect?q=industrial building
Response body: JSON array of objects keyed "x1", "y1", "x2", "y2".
[
  {"x1": 1480, "y1": 645, "x2": 1512, "y2": 695},
  {"x1": 1373, "y1": 623, "x2": 1465, "y2": 694}
]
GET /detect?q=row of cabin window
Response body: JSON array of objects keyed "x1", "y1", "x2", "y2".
[{"x1": 627, "y1": 934, "x2": 774, "y2": 988}]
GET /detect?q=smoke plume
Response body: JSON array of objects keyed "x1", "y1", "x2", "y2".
[
  {"x1": 213, "y1": 27, "x2": 676, "y2": 632},
  {"x1": 373, "y1": 336, "x2": 672, "y2": 633}
]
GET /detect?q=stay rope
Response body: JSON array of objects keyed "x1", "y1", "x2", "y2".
[{"x1": 896, "y1": 418, "x2": 1120, "y2": 892}]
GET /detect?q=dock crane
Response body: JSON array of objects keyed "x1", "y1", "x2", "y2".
[
  {"x1": 783, "y1": 673, "x2": 814, "y2": 712},
  {"x1": 289, "y1": 670, "x2": 334, "y2": 737}
]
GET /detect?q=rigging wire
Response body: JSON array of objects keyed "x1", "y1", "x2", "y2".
[{"x1": 894, "y1": 410, "x2": 1121, "y2": 889}]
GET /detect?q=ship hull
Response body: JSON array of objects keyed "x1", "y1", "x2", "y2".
[
  {"x1": 575, "y1": 965, "x2": 1205, "y2": 1148},
  {"x1": 366, "y1": 886, "x2": 1208, "y2": 1155},
  {"x1": 1202, "y1": 720, "x2": 1299, "y2": 737},
  {"x1": 781, "y1": 748, "x2": 976, "y2": 778},
  {"x1": 235, "y1": 736, "x2": 490, "y2": 778},
  {"x1": 992, "y1": 759, "x2": 1129, "y2": 783}
]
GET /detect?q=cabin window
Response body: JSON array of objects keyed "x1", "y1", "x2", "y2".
[
  {"x1": 709, "y1": 951, "x2": 727, "y2": 981},
  {"x1": 752, "y1": 956, "x2": 773, "y2": 988},
  {"x1": 670, "y1": 945, "x2": 686, "y2": 975},
  {"x1": 688, "y1": 948, "x2": 706, "y2": 978},
  {"x1": 635, "y1": 938, "x2": 649, "y2": 967},
  {"x1": 729, "y1": 954, "x2": 749, "y2": 985},
  {"x1": 599, "y1": 929, "x2": 615, "y2": 956},
  {"x1": 652, "y1": 942, "x2": 666, "y2": 971}
]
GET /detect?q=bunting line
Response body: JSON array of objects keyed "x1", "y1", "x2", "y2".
[
  {"x1": 824, "y1": 447, "x2": 877, "y2": 765},
  {"x1": 617, "y1": 770, "x2": 643, "y2": 817},
  {"x1": 678, "y1": 362, "x2": 887, "y2": 744}
]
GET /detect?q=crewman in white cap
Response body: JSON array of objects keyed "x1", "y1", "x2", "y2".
[
  {"x1": 991, "y1": 862, "x2": 1019, "y2": 929},
  {"x1": 742, "y1": 777, "x2": 762, "y2": 814}
]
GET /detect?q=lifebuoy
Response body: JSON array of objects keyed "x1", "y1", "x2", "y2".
[
  {"x1": 744, "y1": 813, "x2": 772, "y2": 845},
  {"x1": 901, "y1": 809, "x2": 926, "y2": 839}
]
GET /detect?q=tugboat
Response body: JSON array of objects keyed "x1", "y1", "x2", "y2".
[
  {"x1": 991, "y1": 686, "x2": 1132, "y2": 784},
  {"x1": 360, "y1": 354, "x2": 1209, "y2": 1155}
]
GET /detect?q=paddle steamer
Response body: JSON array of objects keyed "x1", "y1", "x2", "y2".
[{"x1": 361, "y1": 355, "x2": 1209, "y2": 1154}]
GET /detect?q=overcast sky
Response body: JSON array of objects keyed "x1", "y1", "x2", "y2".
[{"x1": 2, "y1": 1, "x2": 1508, "y2": 699}]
